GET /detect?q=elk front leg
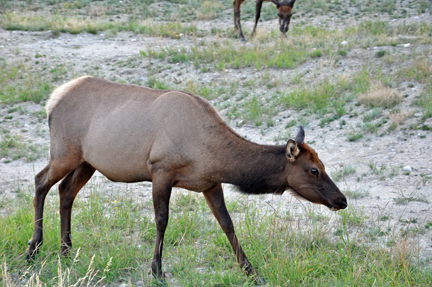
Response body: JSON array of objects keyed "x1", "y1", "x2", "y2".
[
  {"x1": 233, "y1": 0, "x2": 246, "y2": 40},
  {"x1": 150, "y1": 175, "x2": 172, "y2": 282},
  {"x1": 58, "y1": 162, "x2": 95, "y2": 255},
  {"x1": 203, "y1": 184, "x2": 264, "y2": 284}
]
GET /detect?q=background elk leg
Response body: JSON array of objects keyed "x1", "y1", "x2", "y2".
[
  {"x1": 251, "y1": 0, "x2": 264, "y2": 37},
  {"x1": 203, "y1": 184, "x2": 263, "y2": 282},
  {"x1": 233, "y1": 0, "x2": 246, "y2": 40},
  {"x1": 58, "y1": 162, "x2": 95, "y2": 255}
]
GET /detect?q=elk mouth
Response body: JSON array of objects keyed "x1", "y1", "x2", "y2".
[{"x1": 326, "y1": 203, "x2": 338, "y2": 211}]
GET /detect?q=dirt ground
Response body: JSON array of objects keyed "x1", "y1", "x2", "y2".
[{"x1": 0, "y1": 12, "x2": 431, "y2": 267}]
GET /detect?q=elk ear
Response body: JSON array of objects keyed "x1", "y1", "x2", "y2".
[
  {"x1": 271, "y1": 0, "x2": 281, "y2": 8},
  {"x1": 295, "y1": 126, "x2": 305, "y2": 144},
  {"x1": 289, "y1": 0, "x2": 296, "y2": 8},
  {"x1": 286, "y1": 139, "x2": 300, "y2": 162}
]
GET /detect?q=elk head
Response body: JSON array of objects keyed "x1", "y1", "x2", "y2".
[
  {"x1": 285, "y1": 127, "x2": 348, "y2": 211},
  {"x1": 270, "y1": 0, "x2": 296, "y2": 34}
]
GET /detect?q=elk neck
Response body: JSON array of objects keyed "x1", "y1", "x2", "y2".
[{"x1": 211, "y1": 137, "x2": 289, "y2": 194}]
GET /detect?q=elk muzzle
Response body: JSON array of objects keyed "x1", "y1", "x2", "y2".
[
  {"x1": 280, "y1": 18, "x2": 290, "y2": 33},
  {"x1": 326, "y1": 196, "x2": 348, "y2": 211}
]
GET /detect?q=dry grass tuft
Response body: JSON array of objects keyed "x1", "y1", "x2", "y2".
[
  {"x1": 358, "y1": 82, "x2": 402, "y2": 108},
  {"x1": 391, "y1": 237, "x2": 415, "y2": 271},
  {"x1": 88, "y1": 5, "x2": 107, "y2": 17},
  {"x1": 196, "y1": 1, "x2": 223, "y2": 20},
  {"x1": 389, "y1": 109, "x2": 414, "y2": 125}
]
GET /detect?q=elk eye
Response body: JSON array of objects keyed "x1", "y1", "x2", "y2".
[{"x1": 310, "y1": 168, "x2": 319, "y2": 176}]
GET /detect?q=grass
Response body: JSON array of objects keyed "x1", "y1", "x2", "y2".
[
  {"x1": 1, "y1": 13, "x2": 200, "y2": 38},
  {"x1": 148, "y1": 40, "x2": 311, "y2": 70},
  {"x1": 393, "y1": 191, "x2": 430, "y2": 205},
  {"x1": 331, "y1": 164, "x2": 356, "y2": 182},
  {"x1": 1, "y1": 185, "x2": 432, "y2": 286},
  {"x1": 0, "y1": 128, "x2": 47, "y2": 162},
  {"x1": 344, "y1": 189, "x2": 370, "y2": 200},
  {"x1": 358, "y1": 83, "x2": 402, "y2": 109},
  {"x1": 0, "y1": 58, "x2": 52, "y2": 104},
  {"x1": 415, "y1": 82, "x2": 432, "y2": 120},
  {"x1": 280, "y1": 80, "x2": 341, "y2": 114}
]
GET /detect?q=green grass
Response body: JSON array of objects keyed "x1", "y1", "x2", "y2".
[
  {"x1": 0, "y1": 58, "x2": 53, "y2": 104},
  {"x1": 148, "y1": 40, "x2": 311, "y2": 70},
  {"x1": 331, "y1": 164, "x2": 356, "y2": 182},
  {"x1": 280, "y1": 80, "x2": 349, "y2": 114},
  {"x1": 1, "y1": 13, "x2": 200, "y2": 38},
  {"x1": 0, "y1": 129, "x2": 47, "y2": 162},
  {"x1": 417, "y1": 83, "x2": 432, "y2": 120},
  {"x1": 1, "y1": 186, "x2": 432, "y2": 286},
  {"x1": 393, "y1": 191, "x2": 430, "y2": 206}
]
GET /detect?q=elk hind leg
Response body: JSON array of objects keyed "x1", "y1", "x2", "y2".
[
  {"x1": 150, "y1": 173, "x2": 173, "y2": 283},
  {"x1": 26, "y1": 161, "x2": 78, "y2": 259},
  {"x1": 59, "y1": 162, "x2": 95, "y2": 255},
  {"x1": 203, "y1": 184, "x2": 264, "y2": 284}
]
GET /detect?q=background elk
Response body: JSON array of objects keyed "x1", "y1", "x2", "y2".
[
  {"x1": 26, "y1": 76, "x2": 347, "y2": 284},
  {"x1": 233, "y1": 0, "x2": 296, "y2": 40}
]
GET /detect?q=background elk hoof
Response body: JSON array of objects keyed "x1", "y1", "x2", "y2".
[
  {"x1": 151, "y1": 277, "x2": 167, "y2": 287},
  {"x1": 253, "y1": 275, "x2": 266, "y2": 285}
]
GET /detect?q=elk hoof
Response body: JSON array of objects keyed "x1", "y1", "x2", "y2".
[
  {"x1": 61, "y1": 244, "x2": 72, "y2": 257},
  {"x1": 25, "y1": 246, "x2": 38, "y2": 261},
  {"x1": 26, "y1": 239, "x2": 42, "y2": 261}
]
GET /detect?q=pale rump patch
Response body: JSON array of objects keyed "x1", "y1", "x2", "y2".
[{"x1": 46, "y1": 76, "x2": 92, "y2": 116}]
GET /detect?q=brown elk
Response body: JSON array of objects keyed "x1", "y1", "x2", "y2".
[
  {"x1": 26, "y1": 76, "x2": 347, "y2": 284},
  {"x1": 233, "y1": 0, "x2": 296, "y2": 40}
]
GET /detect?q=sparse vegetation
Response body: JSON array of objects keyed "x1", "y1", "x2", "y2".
[
  {"x1": 0, "y1": 59, "x2": 52, "y2": 104},
  {"x1": 332, "y1": 164, "x2": 356, "y2": 182},
  {"x1": 394, "y1": 191, "x2": 429, "y2": 205}
]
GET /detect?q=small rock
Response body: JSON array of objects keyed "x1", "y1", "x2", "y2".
[{"x1": 403, "y1": 166, "x2": 412, "y2": 173}]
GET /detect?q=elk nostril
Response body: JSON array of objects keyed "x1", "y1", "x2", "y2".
[{"x1": 340, "y1": 198, "x2": 348, "y2": 209}]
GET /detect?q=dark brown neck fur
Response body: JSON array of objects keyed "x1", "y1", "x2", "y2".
[{"x1": 216, "y1": 141, "x2": 289, "y2": 194}]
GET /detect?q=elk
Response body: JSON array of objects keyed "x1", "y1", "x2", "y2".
[
  {"x1": 26, "y1": 76, "x2": 347, "y2": 284},
  {"x1": 234, "y1": 0, "x2": 296, "y2": 40}
]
